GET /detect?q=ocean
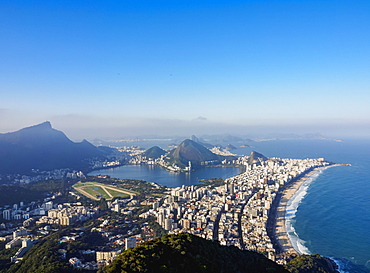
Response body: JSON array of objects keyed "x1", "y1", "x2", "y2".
[
  {"x1": 250, "y1": 139, "x2": 370, "y2": 273},
  {"x1": 92, "y1": 139, "x2": 370, "y2": 272}
]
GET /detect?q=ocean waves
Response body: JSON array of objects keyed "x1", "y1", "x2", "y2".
[
  {"x1": 285, "y1": 167, "x2": 331, "y2": 255},
  {"x1": 253, "y1": 139, "x2": 370, "y2": 272},
  {"x1": 285, "y1": 163, "x2": 370, "y2": 273},
  {"x1": 332, "y1": 257, "x2": 370, "y2": 273}
]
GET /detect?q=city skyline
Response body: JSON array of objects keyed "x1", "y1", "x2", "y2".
[{"x1": 1, "y1": 0, "x2": 370, "y2": 140}]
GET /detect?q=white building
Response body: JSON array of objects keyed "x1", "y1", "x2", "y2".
[{"x1": 125, "y1": 237, "x2": 137, "y2": 250}]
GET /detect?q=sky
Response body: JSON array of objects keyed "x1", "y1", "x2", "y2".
[{"x1": 1, "y1": 0, "x2": 370, "y2": 140}]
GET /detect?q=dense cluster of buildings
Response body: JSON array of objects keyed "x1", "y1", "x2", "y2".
[
  {"x1": 0, "y1": 169, "x2": 87, "y2": 186},
  {"x1": 142, "y1": 157, "x2": 330, "y2": 263},
  {"x1": 91, "y1": 160, "x2": 122, "y2": 169},
  {"x1": 37, "y1": 203, "x2": 99, "y2": 226},
  {"x1": 129, "y1": 151, "x2": 238, "y2": 172},
  {"x1": 0, "y1": 227, "x2": 37, "y2": 263},
  {"x1": 0, "y1": 195, "x2": 67, "y2": 224}
]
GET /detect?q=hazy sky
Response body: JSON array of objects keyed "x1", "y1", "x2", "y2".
[{"x1": 1, "y1": 0, "x2": 370, "y2": 140}]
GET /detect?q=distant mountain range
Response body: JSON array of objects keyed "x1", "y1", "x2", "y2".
[{"x1": 0, "y1": 122, "x2": 110, "y2": 175}]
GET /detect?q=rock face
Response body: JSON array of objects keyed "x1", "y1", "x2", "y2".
[{"x1": 0, "y1": 121, "x2": 106, "y2": 174}]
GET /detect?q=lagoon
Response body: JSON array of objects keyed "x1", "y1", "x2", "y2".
[{"x1": 88, "y1": 165, "x2": 240, "y2": 188}]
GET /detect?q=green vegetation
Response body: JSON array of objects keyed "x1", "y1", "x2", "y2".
[
  {"x1": 285, "y1": 254, "x2": 339, "y2": 273},
  {"x1": 24, "y1": 179, "x2": 69, "y2": 193},
  {"x1": 5, "y1": 231, "x2": 73, "y2": 273},
  {"x1": 84, "y1": 185, "x2": 105, "y2": 198},
  {"x1": 86, "y1": 177, "x2": 167, "y2": 202},
  {"x1": 102, "y1": 233, "x2": 288, "y2": 273},
  {"x1": 0, "y1": 246, "x2": 19, "y2": 271},
  {"x1": 152, "y1": 193, "x2": 166, "y2": 198},
  {"x1": 0, "y1": 186, "x2": 44, "y2": 206},
  {"x1": 146, "y1": 219, "x2": 167, "y2": 238},
  {"x1": 0, "y1": 179, "x2": 77, "y2": 207},
  {"x1": 73, "y1": 181, "x2": 135, "y2": 200},
  {"x1": 99, "y1": 198, "x2": 108, "y2": 211},
  {"x1": 65, "y1": 230, "x2": 109, "y2": 257},
  {"x1": 105, "y1": 188, "x2": 130, "y2": 199},
  {"x1": 199, "y1": 178, "x2": 225, "y2": 188},
  {"x1": 2, "y1": 227, "x2": 111, "y2": 273},
  {"x1": 95, "y1": 187, "x2": 110, "y2": 198}
]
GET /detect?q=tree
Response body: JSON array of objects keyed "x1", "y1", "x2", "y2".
[
  {"x1": 103, "y1": 233, "x2": 288, "y2": 273},
  {"x1": 99, "y1": 198, "x2": 108, "y2": 211},
  {"x1": 285, "y1": 254, "x2": 338, "y2": 273}
]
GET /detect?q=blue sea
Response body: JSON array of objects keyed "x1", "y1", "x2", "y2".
[
  {"x1": 249, "y1": 139, "x2": 370, "y2": 273},
  {"x1": 91, "y1": 139, "x2": 370, "y2": 272}
]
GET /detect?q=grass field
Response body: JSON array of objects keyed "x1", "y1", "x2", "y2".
[{"x1": 73, "y1": 182, "x2": 135, "y2": 200}]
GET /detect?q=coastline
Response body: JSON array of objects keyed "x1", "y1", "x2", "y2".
[{"x1": 271, "y1": 166, "x2": 330, "y2": 257}]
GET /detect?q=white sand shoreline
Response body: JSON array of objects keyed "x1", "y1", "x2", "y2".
[{"x1": 273, "y1": 166, "x2": 332, "y2": 256}]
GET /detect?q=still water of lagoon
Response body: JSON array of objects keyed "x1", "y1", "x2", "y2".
[{"x1": 88, "y1": 165, "x2": 240, "y2": 188}]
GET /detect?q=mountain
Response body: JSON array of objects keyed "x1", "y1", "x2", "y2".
[
  {"x1": 248, "y1": 151, "x2": 268, "y2": 165},
  {"x1": 189, "y1": 135, "x2": 214, "y2": 148},
  {"x1": 104, "y1": 233, "x2": 339, "y2": 273},
  {"x1": 190, "y1": 135, "x2": 200, "y2": 142},
  {"x1": 104, "y1": 233, "x2": 288, "y2": 273},
  {"x1": 166, "y1": 139, "x2": 223, "y2": 169},
  {"x1": 225, "y1": 144, "x2": 237, "y2": 151},
  {"x1": 0, "y1": 121, "x2": 107, "y2": 174},
  {"x1": 144, "y1": 146, "x2": 166, "y2": 159}
]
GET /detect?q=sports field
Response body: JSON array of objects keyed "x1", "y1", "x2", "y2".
[{"x1": 73, "y1": 182, "x2": 136, "y2": 200}]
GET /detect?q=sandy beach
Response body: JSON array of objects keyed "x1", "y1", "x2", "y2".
[{"x1": 272, "y1": 166, "x2": 327, "y2": 256}]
